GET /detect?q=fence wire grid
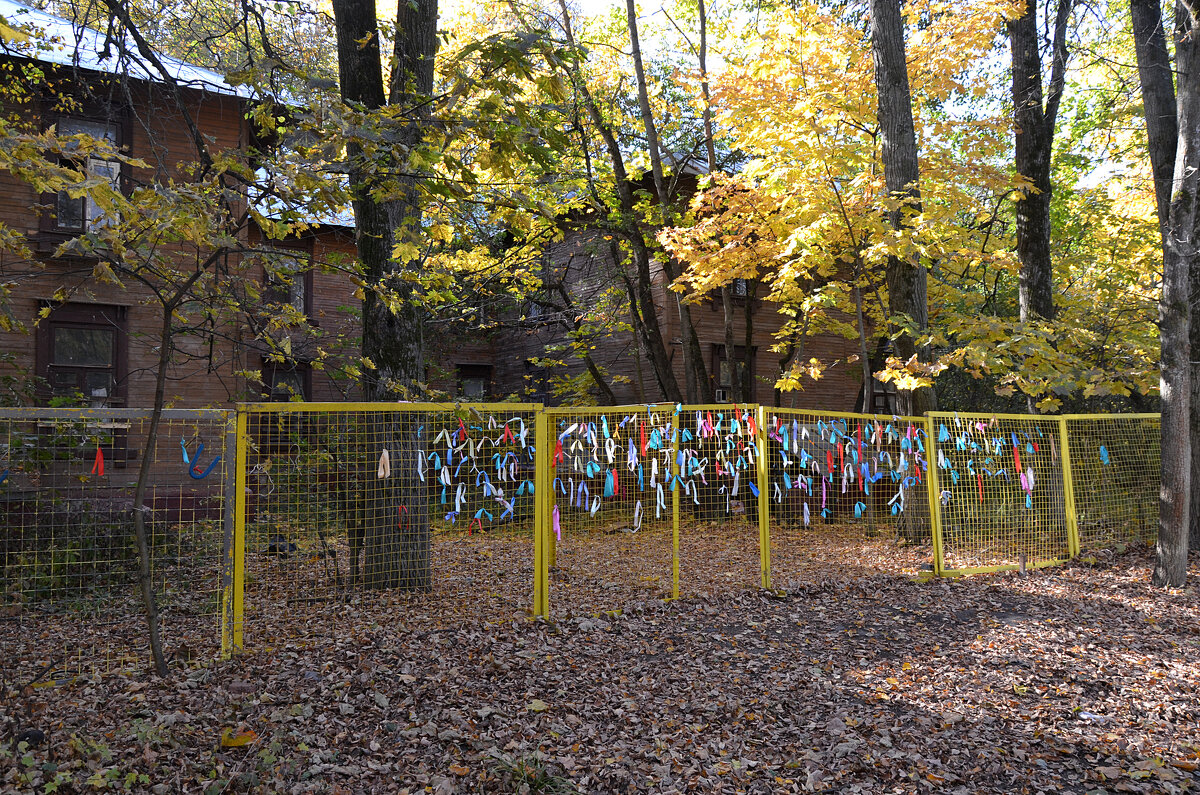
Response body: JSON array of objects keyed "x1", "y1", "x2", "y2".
[
  {"x1": 1, "y1": 404, "x2": 1165, "y2": 675},
  {"x1": 1, "y1": 408, "x2": 231, "y2": 682},
  {"x1": 764, "y1": 409, "x2": 938, "y2": 585}
]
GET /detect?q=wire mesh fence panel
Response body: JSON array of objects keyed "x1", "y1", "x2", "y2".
[
  {"x1": 763, "y1": 410, "x2": 936, "y2": 585},
  {"x1": 929, "y1": 413, "x2": 1072, "y2": 573},
  {"x1": 546, "y1": 406, "x2": 676, "y2": 616},
  {"x1": 0, "y1": 409, "x2": 230, "y2": 682},
  {"x1": 238, "y1": 403, "x2": 539, "y2": 644},
  {"x1": 673, "y1": 405, "x2": 764, "y2": 598},
  {"x1": 1064, "y1": 414, "x2": 1160, "y2": 551}
]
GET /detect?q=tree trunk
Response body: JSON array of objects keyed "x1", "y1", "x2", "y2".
[
  {"x1": 331, "y1": 0, "x2": 435, "y2": 590},
  {"x1": 1132, "y1": 0, "x2": 1178, "y2": 239},
  {"x1": 1155, "y1": 3, "x2": 1197, "y2": 587},
  {"x1": 555, "y1": 2, "x2": 684, "y2": 403},
  {"x1": 129, "y1": 306, "x2": 175, "y2": 676},
  {"x1": 776, "y1": 314, "x2": 809, "y2": 408},
  {"x1": 618, "y1": 241, "x2": 683, "y2": 403},
  {"x1": 625, "y1": 0, "x2": 711, "y2": 402},
  {"x1": 742, "y1": 280, "x2": 756, "y2": 400},
  {"x1": 1131, "y1": 0, "x2": 1200, "y2": 552},
  {"x1": 868, "y1": 0, "x2": 936, "y2": 417},
  {"x1": 1008, "y1": 0, "x2": 1073, "y2": 326},
  {"x1": 722, "y1": 286, "x2": 741, "y2": 402}
]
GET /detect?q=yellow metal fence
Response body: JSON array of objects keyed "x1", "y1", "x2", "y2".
[
  {"x1": 0, "y1": 405, "x2": 1163, "y2": 670},
  {"x1": 1, "y1": 408, "x2": 232, "y2": 681}
]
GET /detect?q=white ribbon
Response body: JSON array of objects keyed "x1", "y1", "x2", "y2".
[{"x1": 377, "y1": 449, "x2": 391, "y2": 479}]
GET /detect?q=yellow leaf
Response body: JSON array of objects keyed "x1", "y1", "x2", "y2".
[{"x1": 220, "y1": 728, "x2": 258, "y2": 748}]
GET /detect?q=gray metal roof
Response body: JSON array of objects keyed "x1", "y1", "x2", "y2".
[{"x1": 0, "y1": 0, "x2": 245, "y2": 96}]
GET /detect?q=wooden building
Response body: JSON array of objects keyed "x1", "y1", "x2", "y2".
[
  {"x1": 430, "y1": 206, "x2": 886, "y2": 412},
  {"x1": 0, "y1": 0, "x2": 360, "y2": 407}
]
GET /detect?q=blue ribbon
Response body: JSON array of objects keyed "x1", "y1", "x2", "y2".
[{"x1": 181, "y1": 438, "x2": 220, "y2": 480}]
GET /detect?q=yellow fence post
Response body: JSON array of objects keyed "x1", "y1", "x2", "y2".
[
  {"x1": 670, "y1": 409, "x2": 681, "y2": 600},
  {"x1": 756, "y1": 405, "x2": 772, "y2": 590},
  {"x1": 532, "y1": 407, "x2": 550, "y2": 619},
  {"x1": 924, "y1": 415, "x2": 945, "y2": 577},
  {"x1": 1058, "y1": 417, "x2": 1081, "y2": 559},
  {"x1": 221, "y1": 408, "x2": 248, "y2": 656}
]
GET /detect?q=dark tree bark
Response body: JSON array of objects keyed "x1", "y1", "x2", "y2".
[
  {"x1": 331, "y1": 0, "x2": 436, "y2": 590},
  {"x1": 722, "y1": 286, "x2": 741, "y2": 402},
  {"x1": 1133, "y1": 0, "x2": 1200, "y2": 552},
  {"x1": 1133, "y1": 0, "x2": 1179, "y2": 239},
  {"x1": 625, "y1": 0, "x2": 711, "y2": 402},
  {"x1": 1154, "y1": 2, "x2": 1197, "y2": 587},
  {"x1": 869, "y1": 0, "x2": 936, "y2": 416},
  {"x1": 742, "y1": 280, "x2": 756, "y2": 399},
  {"x1": 1008, "y1": 0, "x2": 1073, "y2": 325}
]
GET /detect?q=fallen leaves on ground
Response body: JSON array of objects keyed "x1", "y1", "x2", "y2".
[{"x1": 3, "y1": 543, "x2": 1199, "y2": 793}]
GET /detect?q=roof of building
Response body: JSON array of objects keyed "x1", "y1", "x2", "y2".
[{"x1": 0, "y1": 0, "x2": 245, "y2": 97}]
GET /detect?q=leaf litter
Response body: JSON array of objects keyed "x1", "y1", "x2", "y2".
[{"x1": 2, "y1": 538, "x2": 1198, "y2": 793}]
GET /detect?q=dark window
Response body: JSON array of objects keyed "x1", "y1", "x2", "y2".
[
  {"x1": 48, "y1": 117, "x2": 124, "y2": 233},
  {"x1": 259, "y1": 247, "x2": 312, "y2": 317},
  {"x1": 263, "y1": 360, "x2": 312, "y2": 401},
  {"x1": 731, "y1": 278, "x2": 749, "y2": 297},
  {"x1": 457, "y1": 364, "x2": 492, "y2": 400},
  {"x1": 36, "y1": 303, "x2": 127, "y2": 406}
]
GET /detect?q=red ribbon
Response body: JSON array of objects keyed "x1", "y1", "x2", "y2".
[{"x1": 90, "y1": 446, "x2": 104, "y2": 477}]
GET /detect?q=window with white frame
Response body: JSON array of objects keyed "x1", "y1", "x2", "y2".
[{"x1": 53, "y1": 118, "x2": 122, "y2": 233}]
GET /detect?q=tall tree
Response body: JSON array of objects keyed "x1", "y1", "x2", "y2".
[
  {"x1": 624, "y1": 0, "x2": 711, "y2": 402},
  {"x1": 1134, "y1": 0, "x2": 1195, "y2": 587},
  {"x1": 1132, "y1": 0, "x2": 1200, "y2": 552},
  {"x1": 330, "y1": 0, "x2": 438, "y2": 589},
  {"x1": 546, "y1": 0, "x2": 683, "y2": 403},
  {"x1": 868, "y1": 0, "x2": 935, "y2": 416},
  {"x1": 1008, "y1": 0, "x2": 1074, "y2": 327},
  {"x1": 1132, "y1": 0, "x2": 1179, "y2": 238}
]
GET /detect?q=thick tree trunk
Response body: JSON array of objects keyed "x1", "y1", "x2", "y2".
[
  {"x1": 1131, "y1": 0, "x2": 1199, "y2": 552},
  {"x1": 869, "y1": 0, "x2": 936, "y2": 417},
  {"x1": 331, "y1": 0, "x2": 435, "y2": 590},
  {"x1": 1155, "y1": 3, "x2": 1197, "y2": 587},
  {"x1": 1008, "y1": 0, "x2": 1072, "y2": 326}
]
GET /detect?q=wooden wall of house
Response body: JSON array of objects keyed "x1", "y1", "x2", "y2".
[
  {"x1": 0, "y1": 75, "x2": 364, "y2": 408},
  {"x1": 474, "y1": 229, "x2": 864, "y2": 410}
]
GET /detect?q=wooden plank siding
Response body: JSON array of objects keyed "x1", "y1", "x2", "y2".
[
  {"x1": 432, "y1": 227, "x2": 865, "y2": 410},
  {"x1": 0, "y1": 74, "x2": 363, "y2": 408}
]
